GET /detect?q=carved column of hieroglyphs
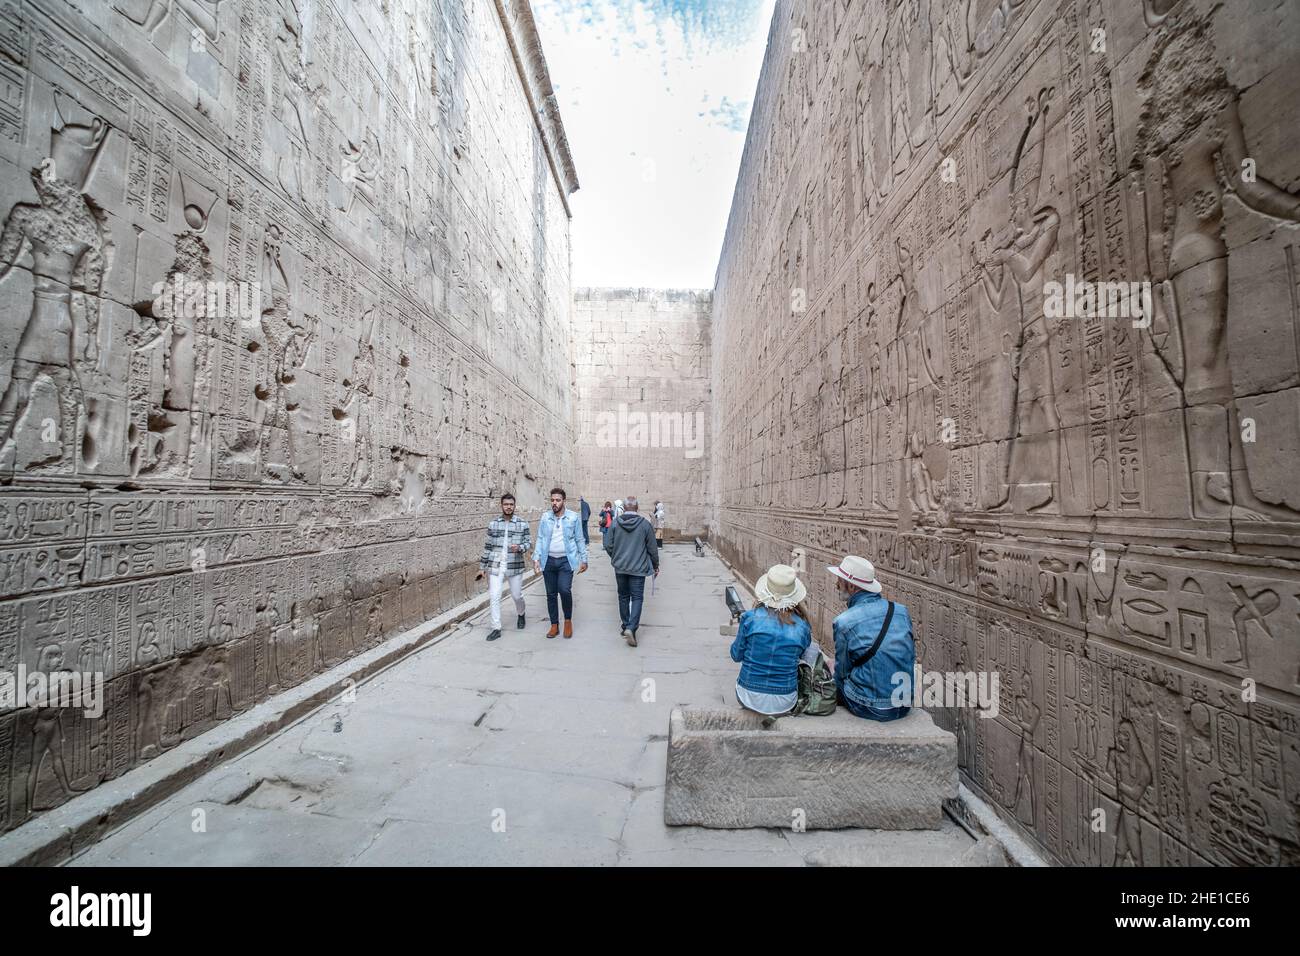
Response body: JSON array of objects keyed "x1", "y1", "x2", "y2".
[
  {"x1": 711, "y1": 0, "x2": 1300, "y2": 865},
  {"x1": 0, "y1": 0, "x2": 577, "y2": 829},
  {"x1": 572, "y1": 289, "x2": 711, "y2": 539}
]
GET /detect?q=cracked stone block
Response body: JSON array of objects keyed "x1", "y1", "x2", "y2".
[{"x1": 664, "y1": 707, "x2": 957, "y2": 830}]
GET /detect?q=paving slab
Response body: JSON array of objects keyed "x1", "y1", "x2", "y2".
[{"x1": 62, "y1": 546, "x2": 980, "y2": 867}]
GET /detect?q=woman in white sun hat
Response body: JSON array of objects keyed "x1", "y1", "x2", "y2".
[
  {"x1": 729, "y1": 564, "x2": 822, "y2": 718},
  {"x1": 827, "y1": 555, "x2": 915, "y2": 722}
]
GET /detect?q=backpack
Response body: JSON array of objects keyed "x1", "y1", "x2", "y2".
[{"x1": 793, "y1": 648, "x2": 837, "y2": 716}]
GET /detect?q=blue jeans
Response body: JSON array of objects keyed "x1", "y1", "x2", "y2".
[
  {"x1": 543, "y1": 555, "x2": 574, "y2": 624},
  {"x1": 616, "y1": 573, "x2": 646, "y2": 632},
  {"x1": 838, "y1": 689, "x2": 909, "y2": 722}
]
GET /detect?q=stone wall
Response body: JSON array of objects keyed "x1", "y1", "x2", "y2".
[
  {"x1": 711, "y1": 0, "x2": 1300, "y2": 864},
  {"x1": 0, "y1": 0, "x2": 576, "y2": 831},
  {"x1": 573, "y1": 288, "x2": 710, "y2": 538}
]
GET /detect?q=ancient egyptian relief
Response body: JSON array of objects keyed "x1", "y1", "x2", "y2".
[
  {"x1": 0, "y1": 0, "x2": 576, "y2": 830},
  {"x1": 572, "y1": 289, "x2": 712, "y2": 537},
  {"x1": 711, "y1": 0, "x2": 1300, "y2": 864}
]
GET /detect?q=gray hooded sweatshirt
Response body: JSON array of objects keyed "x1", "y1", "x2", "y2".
[{"x1": 608, "y1": 512, "x2": 659, "y2": 575}]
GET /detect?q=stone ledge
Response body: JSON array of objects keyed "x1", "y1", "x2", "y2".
[
  {"x1": 664, "y1": 706, "x2": 957, "y2": 830},
  {"x1": 0, "y1": 575, "x2": 537, "y2": 867}
]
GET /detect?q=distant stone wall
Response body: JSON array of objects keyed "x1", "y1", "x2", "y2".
[
  {"x1": 711, "y1": 0, "x2": 1300, "y2": 864},
  {"x1": 573, "y1": 289, "x2": 711, "y2": 538},
  {"x1": 0, "y1": 0, "x2": 576, "y2": 831}
]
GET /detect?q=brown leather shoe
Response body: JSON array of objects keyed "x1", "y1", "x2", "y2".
[
  {"x1": 546, "y1": 624, "x2": 559, "y2": 639},
  {"x1": 563, "y1": 620, "x2": 573, "y2": 639}
]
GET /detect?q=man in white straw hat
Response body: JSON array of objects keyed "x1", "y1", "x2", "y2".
[
  {"x1": 827, "y1": 555, "x2": 915, "y2": 721},
  {"x1": 729, "y1": 564, "x2": 822, "y2": 719}
]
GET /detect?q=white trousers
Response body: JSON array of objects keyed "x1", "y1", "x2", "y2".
[{"x1": 488, "y1": 570, "x2": 525, "y2": 629}]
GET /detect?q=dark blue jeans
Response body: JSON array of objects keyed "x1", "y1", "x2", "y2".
[
  {"x1": 616, "y1": 573, "x2": 646, "y2": 632},
  {"x1": 543, "y1": 555, "x2": 574, "y2": 624},
  {"x1": 838, "y1": 689, "x2": 909, "y2": 722}
]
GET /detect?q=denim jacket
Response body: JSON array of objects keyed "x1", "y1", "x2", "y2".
[
  {"x1": 730, "y1": 607, "x2": 812, "y2": 696},
  {"x1": 531, "y1": 508, "x2": 588, "y2": 572},
  {"x1": 833, "y1": 591, "x2": 915, "y2": 711}
]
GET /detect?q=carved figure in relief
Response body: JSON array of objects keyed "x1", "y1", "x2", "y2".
[
  {"x1": 1134, "y1": 10, "x2": 1300, "y2": 520},
  {"x1": 338, "y1": 306, "x2": 376, "y2": 487},
  {"x1": 255, "y1": 224, "x2": 312, "y2": 481},
  {"x1": 1010, "y1": 669, "x2": 1040, "y2": 827},
  {"x1": 0, "y1": 96, "x2": 110, "y2": 476},
  {"x1": 906, "y1": 427, "x2": 941, "y2": 517},
  {"x1": 114, "y1": 0, "x2": 222, "y2": 44},
  {"x1": 25, "y1": 645, "x2": 85, "y2": 814},
  {"x1": 974, "y1": 88, "x2": 1063, "y2": 513},
  {"x1": 134, "y1": 227, "x2": 213, "y2": 477},
  {"x1": 1104, "y1": 718, "x2": 1152, "y2": 865},
  {"x1": 273, "y1": 0, "x2": 320, "y2": 207},
  {"x1": 341, "y1": 127, "x2": 381, "y2": 213}
]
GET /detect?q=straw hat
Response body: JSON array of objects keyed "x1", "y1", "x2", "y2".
[
  {"x1": 826, "y1": 555, "x2": 883, "y2": 593},
  {"x1": 754, "y1": 564, "x2": 807, "y2": 610}
]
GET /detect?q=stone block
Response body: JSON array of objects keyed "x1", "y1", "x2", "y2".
[{"x1": 664, "y1": 707, "x2": 957, "y2": 830}]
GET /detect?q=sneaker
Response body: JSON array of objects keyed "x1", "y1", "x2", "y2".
[
  {"x1": 546, "y1": 624, "x2": 559, "y2": 639},
  {"x1": 620, "y1": 626, "x2": 628, "y2": 637},
  {"x1": 486, "y1": 629, "x2": 502, "y2": 642},
  {"x1": 516, "y1": 614, "x2": 526, "y2": 630},
  {"x1": 624, "y1": 629, "x2": 637, "y2": 647}
]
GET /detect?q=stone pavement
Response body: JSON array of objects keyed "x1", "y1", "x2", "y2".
[{"x1": 67, "y1": 545, "x2": 977, "y2": 866}]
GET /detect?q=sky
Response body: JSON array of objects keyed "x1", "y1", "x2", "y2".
[{"x1": 531, "y1": 0, "x2": 778, "y2": 290}]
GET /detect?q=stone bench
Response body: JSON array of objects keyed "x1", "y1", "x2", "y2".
[{"x1": 664, "y1": 706, "x2": 957, "y2": 830}]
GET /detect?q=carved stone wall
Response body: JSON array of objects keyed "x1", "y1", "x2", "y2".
[
  {"x1": 0, "y1": 0, "x2": 576, "y2": 831},
  {"x1": 711, "y1": 0, "x2": 1300, "y2": 864},
  {"x1": 573, "y1": 288, "x2": 711, "y2": 538}
]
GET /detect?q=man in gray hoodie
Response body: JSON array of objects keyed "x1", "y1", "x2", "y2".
[{"x1": 608, "y1": 497, "x2": 659, "y2": 646}]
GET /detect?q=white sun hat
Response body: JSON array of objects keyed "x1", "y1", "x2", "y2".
[
  {"x1": 826, "y1": 555, "x2": 883, "y2": 593},
  {"x1": 754, "y1": 564, "x2": 807, "y2": 610}
]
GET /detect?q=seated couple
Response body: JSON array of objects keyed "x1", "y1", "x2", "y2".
[{"x1": 728, "y1": 556, "x2": 915, "y2": 721}]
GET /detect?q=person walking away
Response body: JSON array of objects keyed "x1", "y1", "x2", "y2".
[
  {"x1": 653, "y1": 500, "x2": 665, "y2": 548},
  {"x1": 729, "y1": 565, "x2": 820, "y2": 722},
  {"x1": 579, "y1": 496, "x2": 591, "y2": 545},
  {"x1": 827, "y1": 555, "x2": 915, "y2": 721},
  {"x1": 608, "y1": 497, "x2": 658, "y2": 646},
  {"x1": 532, "y1": 487, "x2": 588, "y2": 638},
  {"x1": 475, "y1": 493, "x2": 531, "y2": 642},
  {"x1": 599, "y1": 500, "x2": 615, "y2": 553}
]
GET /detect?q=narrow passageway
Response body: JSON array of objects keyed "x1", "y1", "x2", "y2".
[{"x1": 67, "y1": 546, "x2": 974, "y2": 867}]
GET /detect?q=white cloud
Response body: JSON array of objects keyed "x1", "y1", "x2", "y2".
[{"x1": 532, "y1": 0, "x2": 776, "y2": 289}]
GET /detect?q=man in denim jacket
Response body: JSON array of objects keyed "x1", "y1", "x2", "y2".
[
  {"x1": 827, "y1": 555, "x2": 915, "y2": 721},
  {"x1": 531, "y1": 487, "x2": 588, "y2": 638}
]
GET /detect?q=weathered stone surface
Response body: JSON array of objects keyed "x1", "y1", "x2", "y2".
[
  {"x1": 664, "y1": 706, "x2": 957, "y2": 829},
  {"x1": 710, "y1": 0, "x2": 1300, "y2": 865},
  {"x1": 573, "y1": 288, "x2": 711, "y2": 537},
  {"x1": 0, "y1": 0, "x2": 576, "y2": 832}
]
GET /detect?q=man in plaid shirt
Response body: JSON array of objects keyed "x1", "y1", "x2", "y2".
[{"x1": 475, "y1": 493, "x2": 532, "y2": 642}]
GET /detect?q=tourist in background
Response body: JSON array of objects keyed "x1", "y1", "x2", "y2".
[
  {"x1": 827, "y1": 556, "x2": 914, "y2": 721},
  {"x1": 653, "y1": 500, "x2": 665, "y2": 547},
  {"x1": 730, "y1": 565, "x2": 819, "y2": 719},
  {"x1": 532, "y1": 487, "x2": 588, "y2": 638},
  {"x1": 599, "y1": 500, "x2": 615, "y2": 552},
  {"x1": 579, "y1": 495, "x2": 591, "y2": 545},
  {"x1": 475, "y1": 493, "x2": 531, "y2": 642},
  {"x1": 608, "y1": 497, "x2": 659, "y2": 647}
]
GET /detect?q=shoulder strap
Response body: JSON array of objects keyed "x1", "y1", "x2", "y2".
[{"x1": 847, "y1": 601, "x2": 894, "y2": 673}]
